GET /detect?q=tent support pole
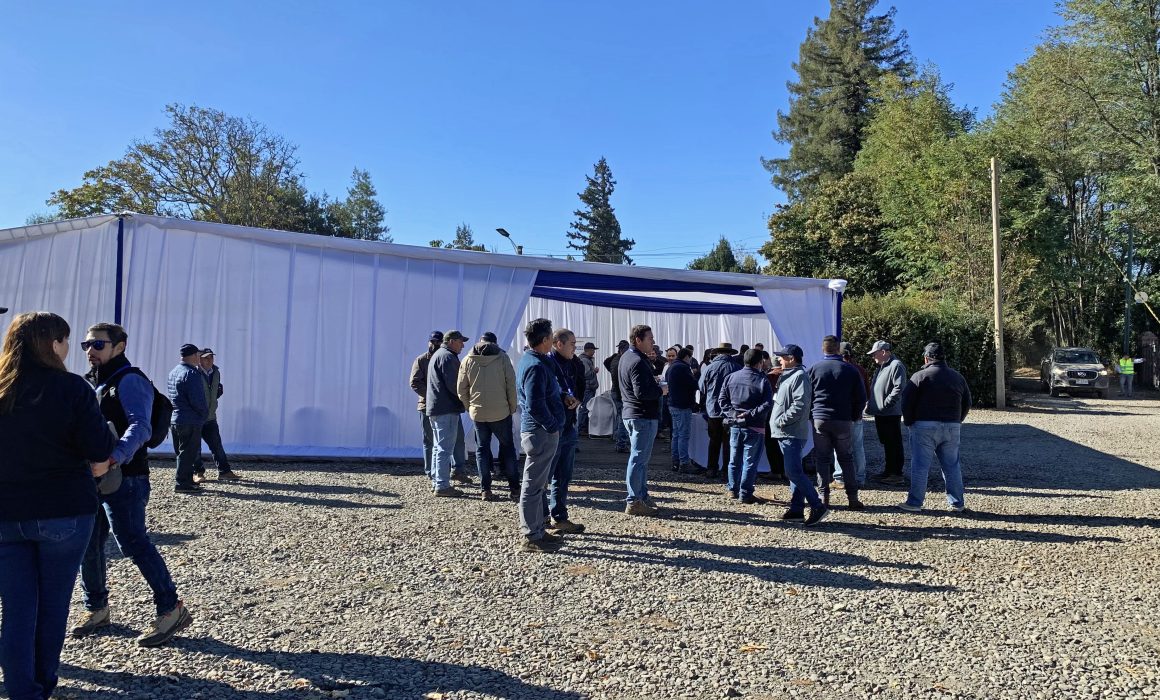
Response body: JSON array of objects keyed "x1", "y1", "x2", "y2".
[
  {"x1": 836, "y1": 291, "x2": 844, "y2": 340},
  {"x1": 114, "y1": 216, "x2": 125, "y2": 325}
]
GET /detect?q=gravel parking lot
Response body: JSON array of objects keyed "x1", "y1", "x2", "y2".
[{"x1": 42, "y1": 389, "x2": 1160, "y2": 699}]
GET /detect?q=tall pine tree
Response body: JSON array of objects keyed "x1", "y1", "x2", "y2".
[
  {"x1": 763, "y1": 0, "x2": 912, "y2": 200},
  {"x1": 566, "y1": 157, "x2": 634, "y2": 264}
]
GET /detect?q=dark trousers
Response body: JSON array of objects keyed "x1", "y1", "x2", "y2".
[
  {"x1": 811, "y1": 419, "x2": 858, "y2": 504},
  {"x1": 171, "y1": 423, "x2": 203, "y2": 488},
  {"x1": 195, "y1": 419, "x2": 231, "y2": 474},
  {"x1": 706, "y1": 416, "x2": 729, "y2": 473},
  {"x1": 875, "y1": 415, "x2": 905, "y2": 475},
  {"x1": 474, "y1": 415, "x2": 518, "y2": 493},
  {"x1": 764, "y1": 417, "x2": 784, "y2": 475}
]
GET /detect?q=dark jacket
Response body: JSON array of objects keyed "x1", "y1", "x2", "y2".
[
  {"x1": 603, "y1": 352, "x2": 624, "y2": 400},
  {"x1": 168, "y1": 362, "x2": 208, "y2": 426},
  {"x1": 868, "y1": 355, "x2": 907, "y2": 417},
  {"x1": 807, "y1": 356, "x2": 867, "y2": 422},
  {"x1": 902, "y1": 361, "x2": 972, "y2": 425},
  {"x1": 698, "y1": 354, "x2": 741, "y2": 418},
  {"x1": 665, "y1": 361, "x2": 697, "y2": 410},
  {"x1": 618, "y1": 348, "x2": 662, "y2": 420},
  {"x1": 517, "y1": 349, "x2": 565, "y2": 433},
  {"x1": 550, "y1": 351, "x2": 587, "y2": 428},
  {"x1": 409, "y1": 348, "x2": 437, "y2": 412},
  {"x1": 426, "y1": 344, "x2": 465, "y2": 416},
  {"x1": 0, "y1": 366, "x2": 117, "y2": 522},
  {"x1": 87, "y1": 354, "x2": 153, "y2": 478},
  {"x1": 720, "y1": 367, "x2": 774, "y2": 429}
]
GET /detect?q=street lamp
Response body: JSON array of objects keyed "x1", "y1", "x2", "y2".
[{"x1": 495, "y1": 228, "x2": 523, "y2": 255}]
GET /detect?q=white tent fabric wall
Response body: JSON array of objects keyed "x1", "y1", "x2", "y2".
[
  {"x1": 522, "y1": 297, "x2": 778, "y2": 394},
  {"x1": 755, "y1": 286, "x2": 842, "y2": 366}
]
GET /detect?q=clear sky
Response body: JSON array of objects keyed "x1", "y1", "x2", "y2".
[{"x1": 0, "y1": 1, "x2": 1059, "y2": 266}]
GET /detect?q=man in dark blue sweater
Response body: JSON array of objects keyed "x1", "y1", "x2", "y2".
[
  {"x1": 720, "y1": 349, "x2": 774, "y2": 503},
  {"x1": 665, "y1": 347, "x2": 698, "y2": 472},
  {"x1": 168, "y1": 344, "x2": 208, "y2": 494},
  {"x1": 806, "y1": 335, "x2": 867, "y2": 510},
  {"x1": 618, "y1": 324, "x2": 666, "y2": 516}
]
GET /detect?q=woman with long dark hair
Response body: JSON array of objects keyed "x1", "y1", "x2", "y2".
[{"x1": 0, "y1": 312, "x2": 115, "y2": 700}]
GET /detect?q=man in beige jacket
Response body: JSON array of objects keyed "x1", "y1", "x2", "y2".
[{"x1": 458, "y1": 333, "x2": 519, "y2": 501}]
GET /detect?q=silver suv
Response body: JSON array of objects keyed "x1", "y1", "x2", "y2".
[{"x1": 1040, "y1": 347, "x2": 1110, "y2": 398}]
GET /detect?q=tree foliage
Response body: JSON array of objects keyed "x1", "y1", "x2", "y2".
[
  {"x1": 430, "y1": 223, "x2": 487, "y2": 251},
  {"x1": 566, "y1": 157, "x2": 634, "y2": 264},
  {"x1": 688, "y1": 237, "x2": 759, "y2": 274},
  {"x1": 47, "y1": 104, "x2": 387, "y2": 239}
]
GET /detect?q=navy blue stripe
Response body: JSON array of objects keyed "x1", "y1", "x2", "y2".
[
  {"x1": 531, "y1": 286, "x2": 765, "y2": 315},
  {"x1": 534, "y1": 270, "x2": 757, "y2": 296}
]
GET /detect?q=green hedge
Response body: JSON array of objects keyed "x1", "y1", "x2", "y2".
[{"x1": 840, "y1": 294, "x2": 1001, "y2": 406}]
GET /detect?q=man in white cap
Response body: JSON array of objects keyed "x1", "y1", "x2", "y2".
[{"x1": 866, "y1": 340, "x2": 907, "y2": 486}]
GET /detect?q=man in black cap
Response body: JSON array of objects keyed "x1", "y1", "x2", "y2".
[
  {"x1": 603, "y1": 340, "x2": 631, "y2": 451},
  {"x1": 427, "y1": 330, "x2": 471, "y2": 496},
  {"x1": 167, "y1": 344, "x2": 208, "y2": 493},
  {"x1": 899, "y1": 342, "x2": 971, "y2": 512},
  {"x1": 577, "y1": 342, "x2": 599, "y2": 435},
  {"x1": 410, "y1": 331, "x2": 445, "y2": 478},
  {"x1": 698, "y1": 342, "x2": 741, "y2": 480}
]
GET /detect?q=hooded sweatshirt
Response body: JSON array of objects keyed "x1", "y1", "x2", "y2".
[{"x1": 457, "y1": 341, "x2": 518, "y2": 423}]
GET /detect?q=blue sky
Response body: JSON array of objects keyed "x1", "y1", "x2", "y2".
[{"x1": 0, "y1": 1, "x2": 1059, "y2": 266}]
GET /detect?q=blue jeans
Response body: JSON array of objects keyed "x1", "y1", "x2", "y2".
[
  {"x1": 519, "y1": 428, "x2": 560, "y2": 540},
  {"x1": 545, "y1": 422, "x2": 579, "y2": 521},
  {"x1": 419, "y1": 411, "x2": 434, "y2": 474},
  {"x1": 81, "y1": 476, "x2": 179, "y2": 616},
  {"x1": 728, "y1": 426, "x2": 765, "y2": 498},
  {"x1": 612, "y1": 396, "x2": 629, "y2": 449},
  {"x1": 781, "y1": 437, "x2": 823, "y2": 512},
  {"x1": 623, "y1": 418, "x2": 659, "y2": 503},
  {"x1": 1120, "y1": 374, "x2": 1134, "y2": 396},
  {"x1": 453, "y1": 420, "x2": 467, "y2": 475},
  {"x1": 905, "y1": 421, "x2": 966, "y2": 509},
  {"x1": 195, "y1": 419, "x2": 231, "y2": 474},
  {"x1": 833, "y1": 419, "x2": 866, "y2": 485},
  {"x1": 669, "y1": 407, "x2": 692, "y2": 465},
  {"x1": 171, "y1": 422, "x2": 202, "y2": 488},
  {"x1": 429, "y1": 413, "x2": 461, "y2": 490},
  {"x1": 0, "y1": 514, "x2": 96, "y2": 700},
  {"x1": 474, "y1": 415, "x2": 518, "y2": 492}
]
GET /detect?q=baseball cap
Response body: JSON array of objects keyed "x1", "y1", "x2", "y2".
[
  {"x1": 444, "y1": 330, "x2": 469, "y2": 342},
  {"x1": 429, "y1": 330, "x2": 444, "y2": 343},
  {"x1": 617, "y1": 340, "x2": 630, "y2": 349},
  {"x1": 584, "y1": 342, "x2": 598, "y2": 350},
  {"x1": 867, "y1": 340, "x2": 892, "y2": 355},
  {"x1": 481, "y1": 332, "x2": 498, "y2": 343},
  {"x1": 199, "y1": 348, "x2": 215, "y2": 357},
  {"x1": 923, "y1": 342, "x2": 945, "y2": 360},
  {"x1": 772, "y1": 344, "x2": 804, "y2": 361},
  {"x1": 180, "y1": 343, "x2": 200, "y2": 357}
]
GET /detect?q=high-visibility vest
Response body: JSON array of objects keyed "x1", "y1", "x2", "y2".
[{"x1": 1119, "y1": 358, "x2": 1135, "y2": 375}]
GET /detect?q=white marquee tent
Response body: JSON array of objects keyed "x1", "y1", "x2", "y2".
[{"x1": 0, "y1": 213, "x2": 846, "y2": 459}]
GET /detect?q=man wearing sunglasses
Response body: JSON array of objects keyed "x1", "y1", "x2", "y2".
[{"x1": 74, "y1": 323, "x2": 193, "y2": 647}]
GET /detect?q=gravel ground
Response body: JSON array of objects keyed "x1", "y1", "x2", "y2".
[{"x1": 30, "y1": 387, "x2": 1160, "y2": 699}]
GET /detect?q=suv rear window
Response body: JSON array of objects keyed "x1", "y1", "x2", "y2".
[{"x1": 1054, "y1": 350, "x2": 1100, "y2": 364}]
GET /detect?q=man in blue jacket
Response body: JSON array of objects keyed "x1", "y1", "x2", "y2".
[
  {"x1": 720, "y1": 349, "x2": 773, "y2": 503},
  {"x1": 899, "y1": 342, "x2": 972, "y2": 513},
  {"x1": 619, "y1": 324, "x2": 667, "y2": 516},
  {"x1": 806, "y1": 335, "x2": 867, "y2": 510},
  {"x1": 697, "y1": 342, "x2": 741, "y2": 480},
  {"x1": 168, "y1": 344, "x2": 208, "y2": 494},
  {"x1": 426, "y1": 330, "x2": 470, "y2": 498},
  {"x1": 665, "y1": 347, "x2": 698, "y2": 473},
  {"x1": 516, "y1": 318, "x2": 567, "y2": 552}
]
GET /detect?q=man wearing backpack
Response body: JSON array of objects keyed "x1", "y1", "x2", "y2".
[{"x1": 73, "y1": 323, "x2": 193, "y2": 647}]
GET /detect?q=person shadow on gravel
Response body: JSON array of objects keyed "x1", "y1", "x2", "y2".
[{"x1": 59, "y1": 638, "x2": 585, "y2": 699}]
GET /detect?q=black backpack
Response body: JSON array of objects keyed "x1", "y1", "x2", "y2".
[{"x1": 105, "y1": 367, "x2": 173, "y2": 449}]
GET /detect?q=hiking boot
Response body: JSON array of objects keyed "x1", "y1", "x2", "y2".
[
  {"x1": 897, "y1": 501, "x2": 922, "y2": 512},
  {"x1": 541, "y1": 531, "x2": 564, "y2": 544},
  {"x1": 552, "y1": 519, "x2": 586, "y2": 534},
  {"x1": 625, "y1": 500, "x2": 658, "y2": 516},
  {"x1": 451, "y1": 472, "x2": 473, "y2": 485},
  {"x1": 218, "y1": 470, "x2": 241, "y2": 481},
  {"x1": 876, "y1": 474, "x2": 907, "y2": 487},
  {"x1": 780, "y1": 510, "x2": 805, "y2": 522},
  {"x1": 71, "y1": 607, "x2": 111, "y2": 637},
  {"x1": 175, "y1": 483, "x2": 202, "y2": 494},
  {"x1": 137, "y1": 601, "x2": 193, "y2": 647},
  {"x1": 642, "y1": 495, "x2": 659, "y2": 509},
  {"x1": 481, "y1": 490, "x2": 500, "y2": 502},
  {"x1": 740, "y1": 494, "x2": 768, "y2": 505},
  {"x1": 804, "y1": 506, "x2": 831, "y2": 526},
  {"x1": 847, "y1": 499, "x2": 866, "y2": 511},
  {"x1": 434, "y1": 487, "x2": 464, "y2": 498},
  {"x1": 520, "y1": 537, "x2": 563, "y2": 553}
]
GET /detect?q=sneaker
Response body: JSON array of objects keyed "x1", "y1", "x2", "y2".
[
  {"x1": 434, "y1": 487, "x2": 464, "y2": 498},
  {"x1": 137, "y1": 601, "x2": 193, "y2": 647},
  {"x1": 551, "y1": 519, "x2": 586, "y2": 534},
  {"x1": 950, "y1": 505, "x2": 968, "y2": 513},
  {"x1": 829, "y1": 480, "x2": 844, "y2": 490},
  {"x1": 175, "y1": 483, "x2": 202, "y2": 494},
  {"x1": 727, "y1": 491, "x2": 739, "y2": 500},
  {"x1": 896, "y1": 501, "x2": 922, "y2": 512},
  {"x1": 780, "y1": 510, "x2": 805, "y2": 522},
  {"x1": 804, "y1": 506, "x2": 831, "y2": 526},
  {"x1": 520, "y1": 537, "x2": 563, "y2": 553},
  {"x1": 624, "y1": 500, "x2": 658, "y2": 516},
  {"x1": 451, "y1": 472, "x2": 473, "y2": 485},
  {"x1": 71, "y1": 607, "x2": 111, "y2": 637},
  {"x1": 481, "y1": 490, "x2": 500, "y2": 502},
  {"x1": 847, "y1": 500, "x2": 866, "y2": 511},
  {"x1": 218, "y1": 470, "x2": 241, "y2": 481}
]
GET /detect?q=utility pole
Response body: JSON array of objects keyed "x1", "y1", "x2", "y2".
[
  {"x1": 1124, "y1": 226, "x2": 1134, "y2": 355},
  {"x1": 990, "y1": 157, "x2": 1006, "y2": 409}
]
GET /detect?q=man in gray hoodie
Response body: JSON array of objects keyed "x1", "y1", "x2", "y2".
[
  {"x1": 866, "y1": 340, "x2": 907, "y2": 486},
  {"x1": 426, "y1": 330, "x2": 470, "y2": 497},
  {"x1": 770, "y1": 344, "x2": 829, "y2": 526}
]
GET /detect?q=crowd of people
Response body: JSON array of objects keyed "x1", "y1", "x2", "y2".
[{"x1": 411, "y1": 318, "x2": 973, "y2": 553}]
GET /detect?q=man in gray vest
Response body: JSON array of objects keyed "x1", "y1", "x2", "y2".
[
  {"x1": 194, "y1": 348, "x2": 240, "y2": 482},
  {"x1": 866, "y1": 340, "x2": 907, "y2": 486}
]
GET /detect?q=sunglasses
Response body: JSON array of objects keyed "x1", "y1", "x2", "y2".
[{"x1": 80, "y1": 339, "x2": 112, "y2": 351}]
